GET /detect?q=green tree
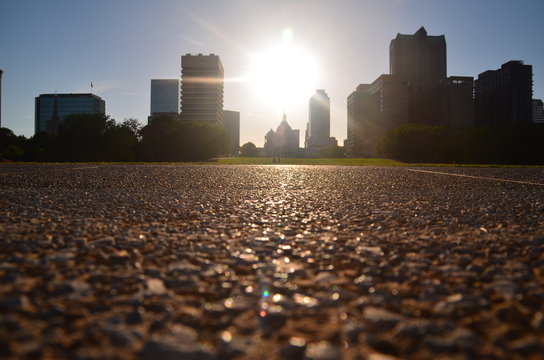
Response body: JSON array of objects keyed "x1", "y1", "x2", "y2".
[
  {"x1": 103, "y1": 119, "x2": 141, "y2": 162},
  {"x1": 140, "y1": 116, "x2": 230, "y2": 161},
  {"x1": 24, "y1": 131, "x2": 53, "y2": 162},
  {"x1": 55, "y1": 113, "x2": 114, "y2": 161},
  {"x1": 320, "y1": 145, "x2": 345, "y2": 158},
  {"x1": 0, "y1": 127, "x2": 26, "y2": 161},
  {"x1": 240, "y1": 142, "x2": 259, "y2": 157},
  {"x1": 140, "y1": 115, "x2": 183, "y2": 161}
]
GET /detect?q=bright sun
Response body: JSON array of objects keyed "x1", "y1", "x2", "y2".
[{"x1": 249, "y1": 28, "x2": 319, "y2": 110}]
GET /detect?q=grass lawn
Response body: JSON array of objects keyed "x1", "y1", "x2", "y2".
[
  {"x1": 211, "y1": 158, "x2": 543, "y2": 167},
  {"x1": 213, "y1": 157, "x2": 405, "y2": 166},
  {"x1": 1, "y1": 158, "x2": 541, "y2": 167}
]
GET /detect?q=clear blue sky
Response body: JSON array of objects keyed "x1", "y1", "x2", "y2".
[{"x1": 1, "y1": 0, "x2": 543, "y2": 146}]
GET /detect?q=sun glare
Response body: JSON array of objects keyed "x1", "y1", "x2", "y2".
[{"x1": 249, "y1": 29, "x2": 319, "y2": 110}]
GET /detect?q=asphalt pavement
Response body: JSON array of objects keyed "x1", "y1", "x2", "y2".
[{"x1": 0, "y1": 164, "x2": 543, "y2": 359}]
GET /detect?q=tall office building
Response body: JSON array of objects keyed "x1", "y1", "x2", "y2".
[
  {"x1": 390, "y1": 26, "x2": 447, "y2": 87},
  {"x1": 347, "y1": 27, "x2": 475, "y2": 157},
  {"x1": 223, "y1": 110, "x2": 240, "y2": 156},
  {"x1": 35, "y1": 93, "x2": 105, "y2": 134},
  {"x1": 532, "y1": 99, "x2": 544, "y2": 124},
  {"x1": 0, "y1": 69, "x2": 3, "y2": 128},
  {"x1": 306, "y1": 89, "x2": 334, "y2": 150},
  {"x1": 475, "y1": 61, "x2": 533, "y2": 126},
  {"x1": 347, "y1": 76, "x2": 411, "y2": 157},
  {"x1": 150, "y1": 79, "x2": 180, "y2": 117},
  {"x1": 181, "y1": 54, "x2": 224, "y2": 126},
  {"x1": 419, "y1": 76, "x2": 474, "y2": 127}
]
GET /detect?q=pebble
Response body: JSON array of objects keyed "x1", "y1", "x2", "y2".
[
  {"x1": 145, "y1": 278, "x2": 167, "y2": 295},
  {"x1": 363, "y1": 307, "x2": 405, "y2": 331},
  {"x1": 304, "y1": 341, "x2": 341, "y2": 360},
  {"x1": 139, "y1": 325, "x2": 214, "y2": 360},
  {"x1": 88, "y1": 237, "x2": 116, "y2": 247}
]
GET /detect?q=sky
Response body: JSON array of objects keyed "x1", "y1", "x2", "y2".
[{"x1": 1, "y1": 0, "x2": 543, "y2": 147}]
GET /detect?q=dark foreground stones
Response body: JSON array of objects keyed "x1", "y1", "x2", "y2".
[{"x1": 0, "y1": 164, "x2": 543, "y2": 359}]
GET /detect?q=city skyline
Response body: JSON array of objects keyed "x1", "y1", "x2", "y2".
[{"x1": 1, "y1": 0, "x2": 543, "y2": 146}]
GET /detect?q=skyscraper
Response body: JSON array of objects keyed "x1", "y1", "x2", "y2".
[
  {"x1": 533, "y1": 99, "x2": 544, "y2": 124},
  {"x1": 390, "y1": 26, "x2": 447, "y2": 87},
  {"x1": 346, "y1": 76, "x2": 411, "y2": 157},
  {"x1": 347, "y1": 27, "x2": 475, "y2": 157},
  {"x1": 475, "y1": 60, "x2": 533, "y2": 126},
  {"x1": 306, "y1": 89, "x2": 333, "y2": 149},
  {"x1": 181, "y1": 54, "x2": 224, "y2": 126},
  {"x1": 35, "y1": 93, "x2": 105, "y2": 134},
  {"x1": 150, "y1": 79, "x2": 180, "y2": 118},
  {"x1": 223, "y1": 110, "x2": 240, "y2": 156}
]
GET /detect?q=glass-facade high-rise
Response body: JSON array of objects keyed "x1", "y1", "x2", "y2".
[
  {"x1": 150, "y1": 79, "x2": 180, "y2": 117},
  {"x1": 35, "y1": 93, "x2": 105, "y2": 134},
  {"x1": 306, "y1": 89, "x2": 331, "y2": 148}
]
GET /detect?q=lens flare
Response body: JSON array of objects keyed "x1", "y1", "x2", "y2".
[{"x1": 249, "y1": 42, "x2": 319, "y2": 110}]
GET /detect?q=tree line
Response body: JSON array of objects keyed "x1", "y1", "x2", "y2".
[
  {"x1": 0, "y1": 114, "x2": 230, "y2": 162},
  {"x1": 377, "y1": 122, "x2": 544, "y2": 165},
  {"x1": 2, "y1": 113, "x2": 542, "y2": 164}
]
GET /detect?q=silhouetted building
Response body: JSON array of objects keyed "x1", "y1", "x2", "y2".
[
  {"x1": 390, "y1": 26, "x2": 447, "y2": 87},
  {"x1": 150, "y1": 79, "x2": 180, "y2": 119},
  {"x1": 35, "y1": 93, "x2": 106, "y2": 134},
  {"x1": 533, "y1": 99, "x2": 544, "y2": 124},
  {"x1": 0, "y1": 69, "x2": 3, "y2": 128},
  {"x1": 419, "y1": 76, "x2": 474, "y2": 127},
  {"x1": 264, "y1": 113, "x2": 301, "y2": 158},
  {"x1": 475, "y1": 61, "x2": 533, "y2": 126},
  {"x1": 181, "y1": 54, "x2": 224, "y2": 126},
  {"x1": 223, "y1": 110, "x2": 240, "y2": 156},
  {"x1": 347, "y1": 27, "x2": 475, "y2": 157},
  {"x1": 305, "y1": 89, "x2": 337, "y2": 156},
  {"x1": 347, "y1": 76, "x2": 411, "y2": 157}
]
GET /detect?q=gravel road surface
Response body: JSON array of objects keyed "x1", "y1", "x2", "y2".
[{"x1": 0, "y1": 164, "x2": 543, "y2": 360}]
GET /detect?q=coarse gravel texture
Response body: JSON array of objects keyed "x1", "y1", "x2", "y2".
[{"x1": 0, "y1": 164, "x2": 543, "y2": 360}]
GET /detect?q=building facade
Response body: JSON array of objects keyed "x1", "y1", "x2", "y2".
[
  {"x1": 223, "y1": 110, "x2": 240, "y2": 156},
  {"x1": 533, "y1": 99, "x2": 544, "y2": 124},
  {"x1": 347, "y1": 75, "x2": 411, "y2": 157},
  {"x1": 475, "y1": 60, "x2": 533, "y2": 126},
  {"x1": 419, "y1": 76, "x2": 474, "y2": 127},
  {"x1": 181, "y1": 54, "x2": 224, "y2": 126},
  {"x1": 390, "y1": 26, "x2": 447, "y2": 87},
  {"x1": 35, "y1": 93, "x2": 106, "y2": 134},
  {"x1": 306, "y1": 90, "x2": 336, "y2": 154},
  {"x1": 150, "y1": 79, "x2": 180, "y2": 119},
  {"x1": 307, "y1": 89, "x2": 330, "y2": 147}
]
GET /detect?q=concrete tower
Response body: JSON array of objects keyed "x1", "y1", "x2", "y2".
[
  {"x1": 389, "y1": 26, "x2": 447, "y2": 86},
  {"x1": 181, "y1": 54, "x2": 224, "y2": 126},
  {"x1": 306, "y1": 89, "x2": 331, "y2": 148}
]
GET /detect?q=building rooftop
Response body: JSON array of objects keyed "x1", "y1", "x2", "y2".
[{"x1": 392, "y1": 26, "x2": 445, "y2": 44}]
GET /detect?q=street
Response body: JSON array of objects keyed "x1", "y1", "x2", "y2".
[{"x1": 0, "y1": 164, "x2": 543, "y2": 359}]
